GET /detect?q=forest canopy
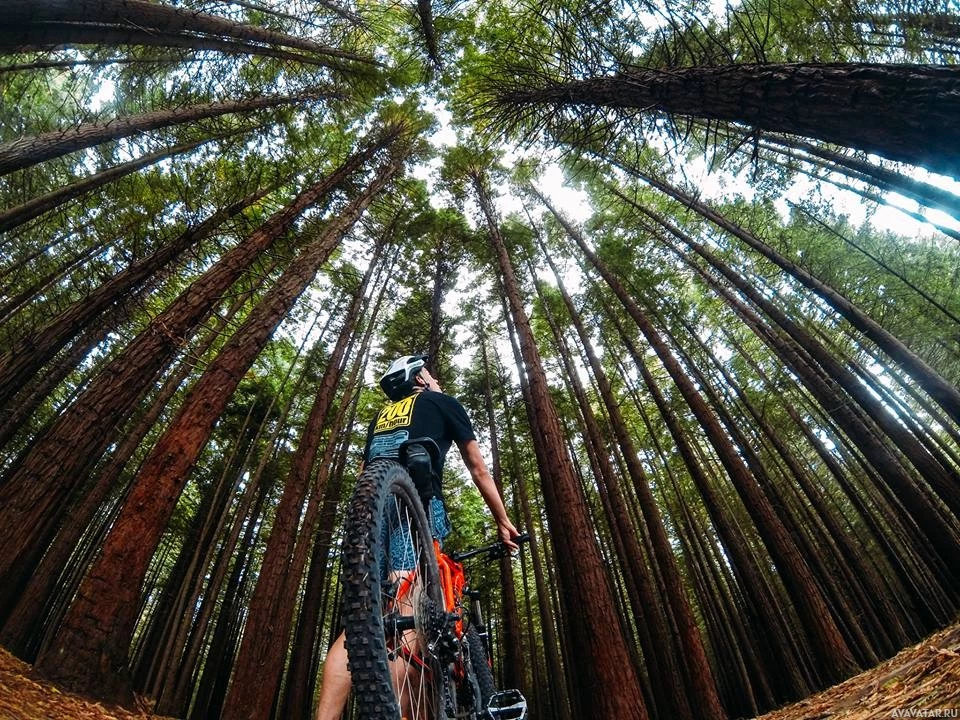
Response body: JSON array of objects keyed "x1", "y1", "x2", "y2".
[{"x1": 1, "y1": 1, "x2": 959, "y2": 719}]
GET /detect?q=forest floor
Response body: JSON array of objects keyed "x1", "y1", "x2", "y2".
[
  {"x1": 0, "y1": 649, "x2": 174, "y2": 720},
  {"x1": 753, "y1": 622, "x2": 960, "y2": 720},
  {"x1": 0, "y1": 623, "x2": 958, "y2": 719}
]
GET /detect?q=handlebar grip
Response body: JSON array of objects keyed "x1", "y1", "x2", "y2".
[{"x1": 512, "y1": 532, "x2": 531, "y2": 545}]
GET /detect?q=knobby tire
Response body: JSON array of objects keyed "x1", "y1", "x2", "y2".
[
  {"x1": 466, "y1": 625, "x2": 495, "y2": 708},
  {"x1": 342, "y1": 458, "x2": 445, "y2": 720}
]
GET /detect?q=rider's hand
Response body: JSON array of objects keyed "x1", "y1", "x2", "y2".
[{"x1": 498, "y1": 518, "x2": 521, "y2": 553}]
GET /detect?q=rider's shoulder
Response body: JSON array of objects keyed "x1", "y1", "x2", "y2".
[{"x1": 419, "y1": 390, "x2": 462, "y2": 408}]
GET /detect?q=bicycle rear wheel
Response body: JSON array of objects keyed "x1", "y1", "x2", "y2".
[{"x1": 342, "y1": 458, "x2": 447, "y2": 720}]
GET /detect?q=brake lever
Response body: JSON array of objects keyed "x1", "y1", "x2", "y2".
[{"x1": 488, "y1": 532, "x2": 531, "y2": 559}]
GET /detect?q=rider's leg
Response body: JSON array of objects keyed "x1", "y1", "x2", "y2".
[
  {"x1": 390, "y1": 628, "x2": 426, "y2": 720},
  {"x1": 314, "y1": 631, "x2": 351, "y2": 720}
]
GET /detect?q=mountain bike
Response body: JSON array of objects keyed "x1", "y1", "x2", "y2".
[{"x1": 341, "y1": 446, "x2": 528, "y2": 720}]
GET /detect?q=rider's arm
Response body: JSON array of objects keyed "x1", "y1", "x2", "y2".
[{"x1": 457, "y1": 438, "x2": 520, "y2": 551}]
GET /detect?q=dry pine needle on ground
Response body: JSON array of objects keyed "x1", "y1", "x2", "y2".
[{"x1": 0, "y1": 624, "x2": 958, "y2": 719}]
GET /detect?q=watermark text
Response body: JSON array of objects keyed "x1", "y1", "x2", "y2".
[{"x1": 891, "y1": 710, "x2": 958, "y2": 718}]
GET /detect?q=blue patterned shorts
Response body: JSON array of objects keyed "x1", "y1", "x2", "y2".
[{"x1": 387, "y1": 496, "x2": 451, "y2": 571}]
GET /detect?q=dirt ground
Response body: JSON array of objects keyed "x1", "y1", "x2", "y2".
[
  {"x1": 0, "y1": 650, "x2": 172, "y2": 720},
  {"x1": 0, "y1": 623, "x2": 958, "y2": 719},
  {"x1": 753, "y1": 623, "x2": 960, "y2": 720}
]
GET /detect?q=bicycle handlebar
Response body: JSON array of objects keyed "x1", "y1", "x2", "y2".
[{"x1": 450, "y1": 532, "x2": 531, "y2": 563}]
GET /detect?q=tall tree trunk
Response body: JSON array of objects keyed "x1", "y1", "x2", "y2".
[
  {"x1": 0, "y1": 90, "x2": 339, "y2": 176},
  {"x1": 472, "y1": 169, "x2": 648, "y2": 719},
  {"x1": 189, "y1": 473, "x2": 273, "y2": 720},
  {"x1": 0, "y1": 133, "x2": 232, "y2": 233},
  {"x1": 476, "y1": 317, "x2": 524, "y2": 696},
  {"x1": 552, "y1": 205, "x2": 862, "y2": 684},
  {"x1": 0, "y1": 25, "x2": 337, "y2": 65},
  {"x1": 536, "y1": 232, "x2": 726, "y2": 720},
  {"x1": 758, "y1": 132, "x2": 960, "y2": 223},
  {"x1": 163, "y1": 326, "x2": 327, "y2": 712},
  {"x1": 277, "y1": 255, "x2": 393, "y2": 720},
  {"x1": 32, "y1": 147, "x2": 404, "y2": 704},
  {"x1": 0, "y1": 132, "x2": 399, "y2": 594},
  {"x1": 502, "y1": 63, "x2": 960, "y2": 176},
  {"x1": 496, "y1": 315, "x2": 571, "y2": 720},
  {"x1": 220, "y1": 244, "x2": 382, "y2": 720},
  {"x1": 609, "y1": 306, "x2": 816, "y2": 698},
  {"x1": 631, "y1": 196, "x2": 960, "y2": 576},
  {"x1": 4, "y1": 0, "x2": 371, "y2": 61},
  {"x1": 535, "y1": 280, "x2": 671, "y2": 717},
  {"x1": 618, "y1": 169, "x2": 960, "y2": 428},
  {"x1": 0, "y1": 296, "x2": 240, "y2": 655},
  {"x1": 664, "y1": 312, "x2": 883, "y2": 667},
  {"x1": 278, "y1": 349, "x2": 373, "y2": 720},
  {"x1": 427, "y1": 244, "x2": 450, "y2": 383},
  {"x1": 0, "y1": 179, "x2": 283, "y2": 405}
]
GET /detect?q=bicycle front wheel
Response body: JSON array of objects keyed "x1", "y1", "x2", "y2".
[{"x1": 342, "y1": 458, "x2": 447, "y2": 720}]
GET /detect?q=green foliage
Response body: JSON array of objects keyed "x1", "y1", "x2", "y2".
[{"x1": 4, "y1": 2, "x2": 960, "y2": 715}]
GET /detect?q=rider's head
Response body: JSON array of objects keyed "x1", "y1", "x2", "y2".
[{"x1": 379, "y1": 354, "x2": 430, "y2": 401}]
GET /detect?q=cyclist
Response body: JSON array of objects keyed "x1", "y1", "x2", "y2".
[{"x1": 314, "y1": 353, "x2": 519, "y2": 720}]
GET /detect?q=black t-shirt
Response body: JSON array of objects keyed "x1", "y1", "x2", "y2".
[{"x1": 363, "y1": 390, "x2": 476, "y2": 475}]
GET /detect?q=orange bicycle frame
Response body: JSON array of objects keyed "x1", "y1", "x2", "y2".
[
  {"x1": 434, "y1": 539, "x2": 466, "y2": 638},
  {"x1": 393, "y1": 540, "x2": 466, "y2": 638}
]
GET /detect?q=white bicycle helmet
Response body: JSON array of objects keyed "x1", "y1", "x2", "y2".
[{"x1": 379, "y1": 354, "x2": 428, "y2": 401}]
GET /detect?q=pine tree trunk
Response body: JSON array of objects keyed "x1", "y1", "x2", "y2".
[
  {"x1": 473, "y1": 170, "x2": 648, "y2": 719},
  {"x1": 190, "y1": 479, "x2": 269, "y2": 720},
  {"x1": 560, "y1": 213, "x2": 862, "y2": 684},
  {"x1": 540, "y1": 284, "x2": 679, "y2": 718},
  {"x1": 495, "y1": 324, "x2": 572, "y2": 720},
  {"x1": 0, "y1": 24, "x2": 336, "y2": 65},
  {"x1": 0, "y1": 180, "x2": 282, "y2": 405},
  {"x1": 0, "y1": 304, "x2": 234, "y2": 656},
  {"x1": 506, "y1": 63, "x2": 960, "y2": 175},
  {"x1": 0, "y1": 90, "x2": 338, "y2": 176},
  {"x1": 5, "y1": 0, "x2": 370, "y2": 60},
  {"x1": 0, "y1": 136, "x2": 210, "y2": 233},
  {"x1": 669, "y1": 323, "x2": 883, "y2": 667},
  {"x1": 623, "y1": 170, "x2": 960, "y2": 428},
  {"x1": 31, "y1": 148, "x2": 403, "y2": 704},
  {"x1": 641, "y1": 202, "x2": 960, "y2": 576},
  {"x1": 538, "y1": 197, "x2": 728, "y2": 719},
  {"x1": 759, "y1": 133, "x2": 960, "y2": 223},
  {"x1": 477, "y1": 320, "x2": 524, "y2": 695},
  {"x1": 0, "y1": 134, "x2": 397, "y2": 594},
  {"x1": 220, "y1": 246, "x2": 381, "y2": 720}
]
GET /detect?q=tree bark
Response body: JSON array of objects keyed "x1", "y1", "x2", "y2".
[
  {"x1": 759, "y1": 133, "x2": 960, "y2": 223},
  {"x1": 535, "y1": 276, "x2": 682, "y2": 718},
  {"x1": 472, "y1": 168, "x2": 648, "y2": 720},
  {"x1": 0, "y1": 24, "x2": 337, "y2": 66},
  {"x1": 537, "y1": 233, "x2": 726, "y2": 720},
  {"x1": 496, "y1": 316, "x2": 572, "y2": 720},
  {"x1": 32, "y1": 146, "x2": 404, "y2": 703},
  {"x1": 555, "y1": 205, "x2": 862, "y2": 684},
  {"x1": 627, "y1": 195, "x2": 960, "y2": 575},
  {"x1": 0, "y1": 179, "x2": 282, "y2": 406},
  {"x1": 0, "y1": 136, "x2": 208, "y2": 233},
  {"x1": 0, "y1": 131, "x2": 399, "y2": 595},
  {"x1": 220, "y1": 244, "x2": 382, "y2": 720},
  {"x1": 477, "y1": 318, "x2": 524, "y2": 696},
  {"x1": 622, "y1": 168, "x2": 960, "y2": 429},
  {"x1": 0, "y1": 90, "x2": 339, "y2": 176},
  {"x1": 504, "y1": 63, "x2": 960, "y2": 176},
  {"x1": 5, "y1": 0, "x2": 371, "y2": 61},
  {"x1": 0, "y1": 299, "x2": 238, "y2": 656}
]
